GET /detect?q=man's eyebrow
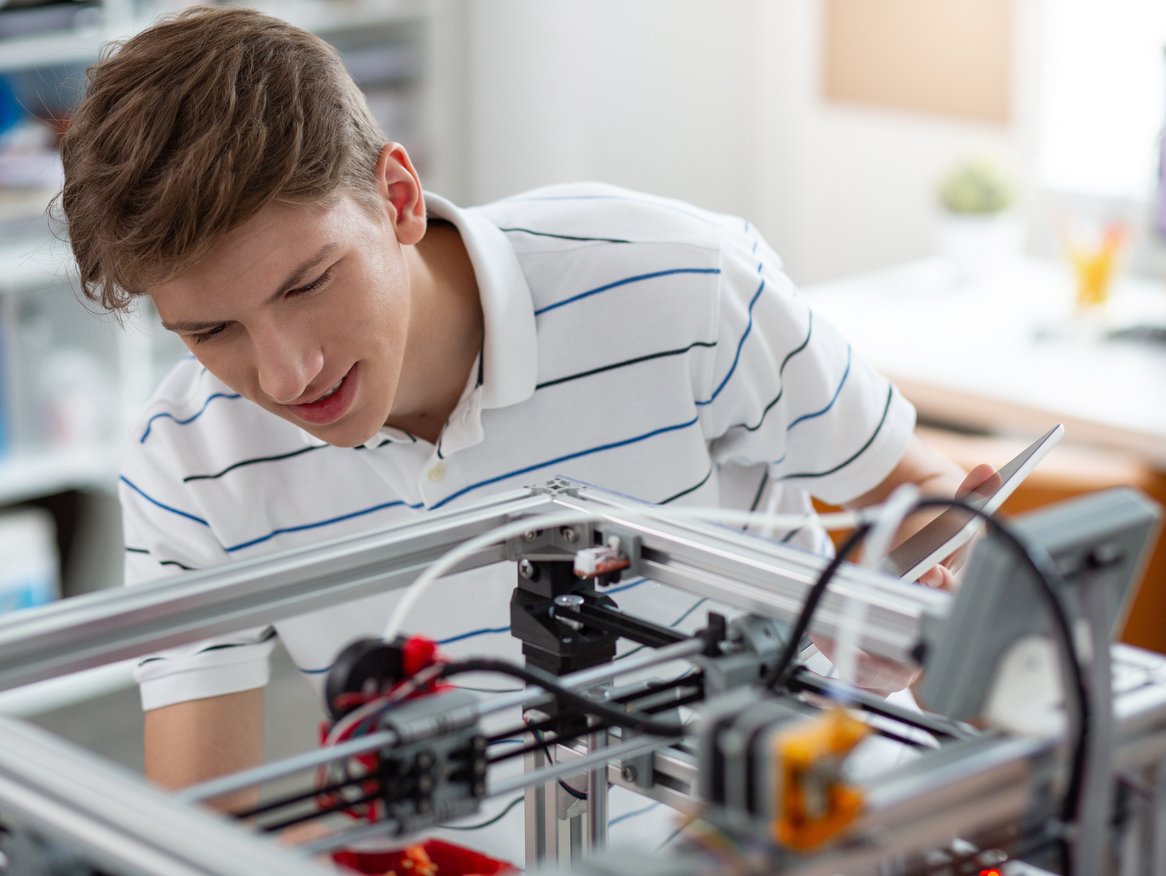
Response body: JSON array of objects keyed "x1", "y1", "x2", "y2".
[
  {"x1": 267, "y1": 242, "x2": 339, "y2": 304},
  {"x1": 159, "y1": 243, "x2": 339, "y2": 332}
]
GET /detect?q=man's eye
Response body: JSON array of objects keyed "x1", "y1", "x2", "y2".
[
  {"x1": 291, "y1": 267, "x2": 334, "y2": 296},
  {"x1": 189, "y1": 325, "x2": 226, "y2": 344}
]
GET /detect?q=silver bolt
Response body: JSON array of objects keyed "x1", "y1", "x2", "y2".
[
  {"x1": 518, "y1": 559, "x2": 535, "y2": 579},
  {"x1": 561, "y1": 526, "x2": 578, "y2": 543},
  {"x1": 522, "y1": 529, "x2": 539, "y2": 542},
  {"x1": 554, "y1": 594, "x2": 585, "y2": 608},
  {"x1": 621, "y1": 765, "x2": 638, "y2": 783}
]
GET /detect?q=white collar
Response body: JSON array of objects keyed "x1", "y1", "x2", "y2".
[{"x1": 426, "y1": 192, "x2": 537, "y2": 411}]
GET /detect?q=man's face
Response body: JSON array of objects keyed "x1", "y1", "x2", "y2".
[{"x1": 149, "y1": 195, "x2": 412, "y2": 447}]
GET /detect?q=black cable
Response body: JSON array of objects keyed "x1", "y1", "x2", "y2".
[
  {"x1": 913, "y1": 495, "x2": 1086, "y2": 873},
  {"x1": 788, "y1": 666, "x2": 969, "y2": 741},
  {"x1": 524, "y1": 723, "x2": 588, "y2": 800},
  {"x1": 488, "y1": 684, "x2": 707, "y2": 769},
  {"x1": 485, "y1": 670, "x2": 706, "y2": 764},
  {"x1": 440, "y1": 794, "x2": 525, "y2": 831},
  {"x1": 762, "y1": 522, "x2": 873, "y2": 691},
  {"x1": 436, "y1": 658, "x2": 686, "y2": 737},
  {"x1": 757, "y1": 495, "x2": 1083, "y2": 874}
]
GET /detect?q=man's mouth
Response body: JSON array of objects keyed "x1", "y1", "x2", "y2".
[
  {"x1": 287, "y1": 365, "x2": 358, "y2": 425},
  {"x1": 306, "y1": 377, "x2": 344, "y2": 405}
]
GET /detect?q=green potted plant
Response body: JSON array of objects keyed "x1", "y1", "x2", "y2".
[{"x1": 935, "y1": 155, "x2": 1024, "y2": 282}]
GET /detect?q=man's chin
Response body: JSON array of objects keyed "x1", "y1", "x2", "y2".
[{"x1": 285, "y1": 415, "x2": 379, "y2": 449}]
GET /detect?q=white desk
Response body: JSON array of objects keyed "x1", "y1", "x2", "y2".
[{"x1": 804, "y1": 257, "x2": 1166, "y2": 470}]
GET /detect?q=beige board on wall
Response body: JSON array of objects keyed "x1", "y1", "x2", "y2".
[{"x1": 823, "y1": 0, "x2": 1014, "y2": 124}]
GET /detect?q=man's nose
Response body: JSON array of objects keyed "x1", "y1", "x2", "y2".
[{"x1": 253, "y1": 327, "x2": 324, "y2": 405}]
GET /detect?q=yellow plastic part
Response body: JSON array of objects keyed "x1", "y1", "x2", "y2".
[{"x1": 772, "y1": 706, "x2": 870, "y2": 852}]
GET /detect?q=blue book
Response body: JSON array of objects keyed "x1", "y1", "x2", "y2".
[{"x1": 0, "y1": 309, "x2": 7, "y2": 460}]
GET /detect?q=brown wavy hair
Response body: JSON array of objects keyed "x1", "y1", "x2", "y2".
[{"x1": 55, "y1": 5, "x2": 386, "y2": 313}]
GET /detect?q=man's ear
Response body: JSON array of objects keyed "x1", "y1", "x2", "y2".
[{"x1": 373, "y1": 143, "x2": 426, "y2": 245}]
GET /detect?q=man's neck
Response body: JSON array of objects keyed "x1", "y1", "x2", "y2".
[{"x1": 388, "y1": 220, "x2": 482, "y2": 445}]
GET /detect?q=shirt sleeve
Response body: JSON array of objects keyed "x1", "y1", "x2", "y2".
[
  {"x1": 699, "y1": 219, "x2": 916, "y2": 506},
  {"x1": 120, "y1": 434, "x2": 275, "y2": 712}
]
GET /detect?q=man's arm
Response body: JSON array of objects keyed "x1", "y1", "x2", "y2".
[{"x1": 144, "y1": 688, "x2": 265, "y2": 812}]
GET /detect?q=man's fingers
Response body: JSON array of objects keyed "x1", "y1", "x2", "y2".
[
  {"x1": 957, "y1": 463, "x2": 1001, "y2": 500},
  {"x1": 917, "y1": 563, "x2": 956, "y2": 591}
]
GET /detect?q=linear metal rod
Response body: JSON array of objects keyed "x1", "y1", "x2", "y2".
[
  {"x1": 478, "y1": 638, "x2": 707, "y2": 717},
  {"x1": 183, "y1": 638, "x2": 706, "y2": 804},
  {"x1": 0, "y1": 716, "x2": 330, "y2": 876},
  {"x1": 0, "y1": 489, "x2": 550, "y2": 691},
  {"x1": 552, "y1": 487, "x2": 950, "y2": 663},
  {"x1": 178, "y1": 728, "x2": 397, "y2": 804},
  {"x1": 488, "y1": 733, "x2": 669, "y2": 799}
]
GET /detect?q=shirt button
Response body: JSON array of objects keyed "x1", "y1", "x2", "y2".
[{"x1": 428, "y1": 463, "x2": 445, "y2": 482}]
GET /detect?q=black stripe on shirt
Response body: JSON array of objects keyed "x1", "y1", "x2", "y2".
[
  {"x1": 742, "y1": 469, "x2": 770, "y2": 532},
  {"x1": 183, "y1": 444, "x2": 328, "y2": 483},
  {"x1": 659, "y1": 464, "x2": 714, "y2": 505},
  {"x1": 137, "y1": 628, "x2": 277, "y2": 667},
  {"x1": 536, "y1": 339, "x2": 717, "y2": 392},
  {"x1": 125, "y1": 546, "x2": 197, "y2": 572},
  {"x1": 499, "y1": 226, "x2": 633, "y2": 245},
  {"x1": 776, "y1": 382, "x2": 894, "y2": 483},
  {"x1": 181, "y1": 438, "x2": 395, "y2": 483},
  {"x1": 726, "y1": 311, "x2": 814, "y2": 436}
]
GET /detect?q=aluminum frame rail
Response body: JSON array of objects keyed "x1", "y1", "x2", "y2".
[
  {"x1": 0, "y1": 715, "x2": 332, "y2": 876},
  {"x1": 0, "y1": 479, "x2": 948, "y2": 875},
  {"x1": 0, "y1": 479, "x2": 948, "y2": 694}
]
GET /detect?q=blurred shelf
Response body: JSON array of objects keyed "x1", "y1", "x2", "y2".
[
  {"x1": 0, "y1": 445, "x2": 120, "y2": 505},
  {"x1": 0, "y1": 25, "x2": 107, "y2": 74},
  {"x1": 0, "y1": 0, "x2": 431, "y2": 75},
  {"x1": 0, "y1": 232, "x2": 73, "y2": 294},
  {"x1": 271, "y1": 0, "x2": 430, "y2": 36}
]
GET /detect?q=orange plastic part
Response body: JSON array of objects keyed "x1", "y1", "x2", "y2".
[{"x1": 772, "y1": 707, "x2": 870, "y2": 852}]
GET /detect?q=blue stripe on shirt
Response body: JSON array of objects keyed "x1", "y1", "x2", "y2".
[
  {"x1": 120, "y1": 475, "x2": 210, "y2": 527},
  {"x1": 121, "y1": 475, "x2": 424, "y2": 552},
  {"x1": 534, "y1": 267, "x2": 720, "y2": 317},
  {"x1": 224, "y1": 498, "x2": 425, "y2": 553},
  {"x1": 786, "y1": 344, "x2": 852, "y2": 431},
  {"x1": 696, "y1": 268, "x2": 765, "y2": 407},
  {"x1": 139, "y1": 391, "x2": 243, "y2": 443},
  {"x1": 429, "y1": 414, "x2": 701, "y2": 510}
]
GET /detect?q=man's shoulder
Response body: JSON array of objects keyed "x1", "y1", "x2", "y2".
[{"x1": 473, "y1": 182, "x2": 738, "y2": 249}]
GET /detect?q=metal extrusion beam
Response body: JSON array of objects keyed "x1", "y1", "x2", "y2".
[
  {"x1": 0, "y1": 481, "x2": 950, "y2": 693},
  {"x1": 0, "y1": 716, "x2": 330, "y2": 876},
  {"x1": 0, "y1": 489, "x2": 551, "y2": 691},
  {"x1": 552, "y1": 487, "x2": 950, "y2": 664}
]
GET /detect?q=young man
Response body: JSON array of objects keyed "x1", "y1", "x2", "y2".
[{"x1": 58, "y1": 7, "x2": 979, "y2": 808}]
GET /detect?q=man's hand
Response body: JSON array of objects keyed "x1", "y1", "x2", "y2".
[
  {"x1": 812, "y1": 438, "x2": 999, "y2": 695},
  {"x1": 915, "y1": 462, "x2": 1001, "y2": 591}
]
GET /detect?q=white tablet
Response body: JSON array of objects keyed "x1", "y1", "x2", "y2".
[{"x1": 882, "y1": 424, "x2": 1065, "y2": 582}]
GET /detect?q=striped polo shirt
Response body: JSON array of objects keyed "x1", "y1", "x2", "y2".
[{"x1": 122, "y1": 182, "x2": 915, "y2": 710}]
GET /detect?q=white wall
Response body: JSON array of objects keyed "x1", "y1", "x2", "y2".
[
  {"x1": 458, "y1": 1, "x2": 764, "y2": 220},
  {"x1": 452, "y1": 0, "x2": 1045, "y2": 285}
]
